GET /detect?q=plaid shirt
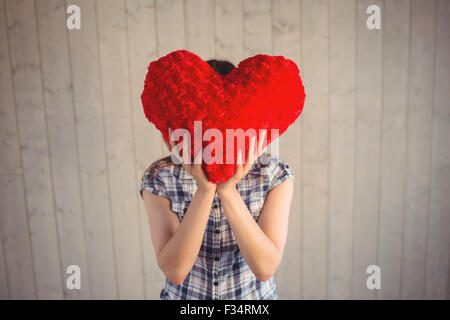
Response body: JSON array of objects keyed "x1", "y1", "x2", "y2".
[{"x1": 139, "y1": 155, "x2": 294, "y2": 300}]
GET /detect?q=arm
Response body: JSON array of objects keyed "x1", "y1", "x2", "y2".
[
  {"x1": 217, "y1": 136, "x2": 294, "y2": 281},
  {"x1": 143, "y1": 184, "x2": 215, "y2": 285},
  {"x1": 143, "y1": 134, "x2": 217, "y2": 285},
  {"x1": 218, "y1": 178, "x2": 293, "y2": 282}
]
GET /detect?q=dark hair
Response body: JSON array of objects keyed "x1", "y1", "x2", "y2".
[
  {"x1": 206, "y1": 59, "x2": 235, "y2": 76},
  {"x1": 141, "y1": 60, "x2": 268, "y2": 187}
]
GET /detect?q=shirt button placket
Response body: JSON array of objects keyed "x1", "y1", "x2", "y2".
[{"x1": 212, "y1": 200, "x2": 220, "y2": 300}]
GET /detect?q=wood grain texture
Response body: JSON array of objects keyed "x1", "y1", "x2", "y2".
[
  {"x1": 378, "y1": 0, "x2": 410, "y2": 300},
  {"x1": 271, "y1": 0, "x2": 302, "y2": 300},
  {"x1": 4, "y1": 0, "x2": 63, "y2": 299},
  {"x1": 301, "y1": 0, "x2": 329, "y2": 300},
  {"x1": 352, "y1": 0, "x2": 383, "y2": 300},
  {"x1": 125, "y1": 0, "x2": 165, "y2": 299},
  {"x1": 0, "y1": 229, "x2": 7, "y2": 298},
  {"x1": 425, "y1": 0, "x2": 450, "y2": 300},
  {"x1": 185, "y1": 0, "x2": 215, "y2": 60},
  {"x1": 328, "y1": 0, "x2": 355, "y2": 300},
  {"x1": 0, "y1": 0, "x2": 36, "y2": 300},
  {"x1": 0, "y1": 0, "x2": 448, "y2": 300},
  {"x1": 214, "y1": 0, "x2": 244, "y2": 65},
  {"x1": 96, "y1": 0, "x2": 145, "y2": 299},
  {"x1": 35, "y1": 0, "x2": 90, "y2": 299},
  {"x1": 66, "y1": 0, "x2": 118, "y2": 299},
  {"x1": 156, "y1": 0, "x2": 186, "y2": 57},
  {"x1": 243, "y1": 0, "x2": 271, "y2": 57},
  {"x1": 401, "y1": 0, "x2": 437, "y2": 300}
]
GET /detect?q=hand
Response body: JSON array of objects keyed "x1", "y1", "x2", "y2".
[
  {"x1": 217, "y1": 131, "x2": 267, "y2": 194},
  {"x1": 169, "y1": 132, "x2": 216, "y2": 193}
]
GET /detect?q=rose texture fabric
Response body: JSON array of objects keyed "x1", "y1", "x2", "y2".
[{"x1": 141, "y1": 49, "x2": 306, "y2": 183}]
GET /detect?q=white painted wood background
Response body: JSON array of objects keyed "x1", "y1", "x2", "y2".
[{"x1": 0, "y1": 0, "x2": 449, "y2": 300}]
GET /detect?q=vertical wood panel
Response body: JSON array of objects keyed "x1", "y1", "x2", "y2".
[
  {"x1": 125, "y1": 0, "x2": 165, "y2": 299},
  {"x1": 156, "y1": 0, "x2": 186, "y2": 57},
  {"x1": 378, "y1": 0, "x2": 410, "y2": 300},
  {"x1": 0, "y1": 230, "x2": 7, "y2": 298},
  {"x1": 401, "y1": 0, "x2": 437, "y2": 299},
  {"x1": 328, "y1": 0, "x2": 355, "y2": 300},
  {"x1": 301, "y1": 0, "x2": 329, "y2": 299},
  {"x1": 271, "y1": 0, "x2": 302, "y2": 300},
  {"x1": 35, "y1": 0, "x2": 90, "y2": 299},
  {"x1": 352, "y1": 0, "x2": 383, "y2": 299},
  {"x1": 66, "y1": 0, "x2": 118, "y2": 299},
  {"x1": 0, "y1": 0, "x2": 36, "y2": 300},
  {"x1": 214, "y1": 0, "x2": 244, "y2": 65},
  {"x1": 4, "y1": 0, "x2": 63, "y2": 299},
  {"x1": 185, "y1": 0, "x2": 215, "y2": 59},
  {"x1": 272, "y1": 0, "x2": 301, "y2": 62},
  {"x1": 243, "y1": 0, "x2": 271, "y2": 57},
  {"x1": 425, "y1": 0, "x2": 450, "y2": 300},
  {"x1": 96, "y1": 0, "x2": 144, "y2": 299},
  {"x1": 0, "y1": 0, "x2": 448, "y2": 300}
]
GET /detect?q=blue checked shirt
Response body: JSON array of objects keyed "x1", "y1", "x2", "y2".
[{"x1": 139, "y1": 156, "x2": 294, "y2": 300}]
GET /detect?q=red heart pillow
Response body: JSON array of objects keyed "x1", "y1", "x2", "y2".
[{"x1": 141, "y1": 50, "x2": 305, "y2": 183}]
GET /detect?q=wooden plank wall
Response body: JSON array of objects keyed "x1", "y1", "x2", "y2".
[{"x1": 0, "y1": 0, "x2": 449, "y2": 300}]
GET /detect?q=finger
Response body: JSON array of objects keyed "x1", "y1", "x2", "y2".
[
  {"x1": 261, "y1": 143, "x2": 268, "y2": 156},
  {"x1": 169, "y1": 130, "x2": 183, "y2": 165},
  {"x1": 182, "y1": 147, "x2": 194, "y2": 172},
  {"x1": 234, "y1": 160, "x2": 243, "y2": 176},
  {"x1": 237, "y1": 149, "x2": 244, "y2": 165},
  {"x1": 247, "y1": 136, "x2": 256, "y2": 166},
  {"x1": 169, "y1": 128, "x2": 176, "y2": 149},
  {"x1": 234, "y1": 163, "x2": 243, "y2": 178},
  {"x1": 183, "y1": 132, "x2": 194, "y2": 165},
  {"x1": 257, "y1": 130, "x2": 266, "y2": 156},
  {"x1": 182, "y1": 132, "x2": 188, "y2": 164},
  {"x1": 193, "y1": 143, "x2": 202, "y2": 164}
]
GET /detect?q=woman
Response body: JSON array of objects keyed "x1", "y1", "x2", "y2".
[{"x1": 139, "y1": 59, "x2": 294, "y2": 300}]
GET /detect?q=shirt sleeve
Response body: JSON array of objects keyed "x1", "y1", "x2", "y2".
[
  {"x1": 268, "y1": 158, "x2": 295, "y2": 192},
  {"x1": 139, "y1": 168, "x2": 170, "y2": 200}
]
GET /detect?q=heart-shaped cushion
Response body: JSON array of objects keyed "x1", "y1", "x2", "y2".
[{"x1": 141, "y1": 50, "x2": 305, "y2": 183}]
